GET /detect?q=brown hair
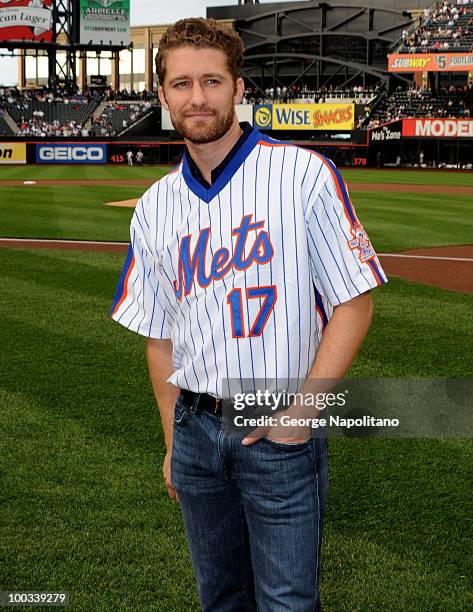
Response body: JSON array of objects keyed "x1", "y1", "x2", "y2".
[{"x1": 155, "y1": 18, "x2": 245, "y2": 86}]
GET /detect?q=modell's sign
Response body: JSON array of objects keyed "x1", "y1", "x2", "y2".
[
  {"x1": 370, "y1": 122, "x2": 402, "y2": 143},
  {"x1": 403, "y1": 119, "x2": 473, "y2": 138},
  {"x1": 0, "y1": 0, "x2": 53, "y2": 43},
  {"x1": 388, "y1": 53, "x2": 473, "y2": 73}
]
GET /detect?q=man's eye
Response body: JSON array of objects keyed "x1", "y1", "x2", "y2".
[
  {"x1": 207, "y1": 79, "x2": 219, "y2": 85},
  {"x1": 175, "y1": 81, "x2": 188, "y2": 88}
]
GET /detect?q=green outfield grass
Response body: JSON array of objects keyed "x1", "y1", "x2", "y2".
[
  {"x1": 1, "y1": 178, "x2": 472, "y2": 252},
  {"x1": 354, "y1": 191, "x2": 473, "y2": 252},
  {"x1": 0, "y1": 163, "x2": 472, "y2": 186},
  {"x1": 1, "y1": 166, "x2": 473, "y2": 610},
  {"x1": 0, "y1": 249, "x2": 472, "y2": 611},
  {"x1": 0, "y1": 164, "x2": 170, "y2": 181},
  {"x1": 0, "y1": 185, "x2": 137, "y2": 242},
  {"x1": 343, "y1": 167, "x2": 473, "y2": 186}
]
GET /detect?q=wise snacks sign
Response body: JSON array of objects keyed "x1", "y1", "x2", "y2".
[
  {"x1": 254, "y1": 103, "x2": 354, "y2": 131},
  {"x1": 402, "y1": 119, "x2": 473, "y2": 138},
  {"x1": 388, "y1": 53, "x2": 473, "y2": 73},
  {"x1": 0, "y1": 0, "x2": 52, "y2": 43}
]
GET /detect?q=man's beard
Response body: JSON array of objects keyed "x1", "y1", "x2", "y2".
[{"x1": 170, "y1": 105, "x2": 235, "y2": 144}]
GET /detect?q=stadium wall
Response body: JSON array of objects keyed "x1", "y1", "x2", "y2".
[{"x1": 1, "y1": 130, "x2": 471, "y2": 169}]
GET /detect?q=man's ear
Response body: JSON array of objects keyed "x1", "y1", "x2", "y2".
[
  {"x1": 233, "y1": 77, "x2": 245, "y2": 105},
  {"x1": 158, "y1": 85, "x2": 169, "y2": 111}
]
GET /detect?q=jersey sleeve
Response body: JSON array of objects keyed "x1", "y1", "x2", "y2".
[
  {"x1": 110, "y1": 202, "x2": 171, "y2": 339},
  {"x1": 305, "y1": 156, "x2": 387, "y2": 306}
]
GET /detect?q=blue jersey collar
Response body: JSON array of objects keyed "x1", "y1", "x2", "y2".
[{"x1": 182, "y1": 123, "x2": 262, "y2": 203}]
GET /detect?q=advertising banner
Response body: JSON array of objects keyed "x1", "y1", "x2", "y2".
[
  {"x1": 253, "y1": 104, "x2": 273, "y2": 129},
  {"x1": 79, "y1": 0, "x2": 130, "y2": 46},
  {"x1": 370, "y1": 121, "x2": 403, "y2": 143},
  {"x1": 388, "y1": 53, "x2": 473, "y2": 73},
  {"x1": 253, "y1": 103, "x2": 354, "y2": 130},
  {"x1": 0, "y1": 0, "x2": 52, "y2": 43},
  {"x1": 36, "y1": 143, "x2": 107, "y2": 164},
  {"x1": 0, "y1": 142, "x2": 26, "y2": 164},
  {"x1": 402, "y1": 118, "x2": 473, "y2": 138}
]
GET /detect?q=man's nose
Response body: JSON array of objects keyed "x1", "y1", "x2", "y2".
[{"x1": 189, "y1": 83, "x2": 207, "y2": 107}]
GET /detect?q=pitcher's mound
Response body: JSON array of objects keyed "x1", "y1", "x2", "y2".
[{"x1": 105, "y1": 199, "x2": 138, "y2": 208}]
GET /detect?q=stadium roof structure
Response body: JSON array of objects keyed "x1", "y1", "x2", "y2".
[{"x1": 209, "y1": 1, "x2": 423, "y2": 93}]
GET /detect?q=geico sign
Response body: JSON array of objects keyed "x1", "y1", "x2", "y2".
[
  {"x1": 39, "y1": 146, "x2": 105, "y2": 161},
  {"x1": 415, "y1": 120, "x2": 473, "y2": 138}
]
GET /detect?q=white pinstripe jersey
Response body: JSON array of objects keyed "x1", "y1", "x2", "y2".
[{"x1": 111, "y1": 127, "x2": 387, "y2": 397}]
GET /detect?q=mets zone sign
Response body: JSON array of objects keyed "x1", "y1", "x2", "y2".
[{"x1": 370, "y1": 122, "x2": 402, "y2": 143}]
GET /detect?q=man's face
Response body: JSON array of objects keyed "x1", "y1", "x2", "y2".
[{"x1": 158, "y1": 46, "x2": 244, "y2": 144}]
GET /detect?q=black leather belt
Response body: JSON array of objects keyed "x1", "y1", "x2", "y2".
[{"x1": 180, "y1": 389, "x2": 223, "y2": 417}]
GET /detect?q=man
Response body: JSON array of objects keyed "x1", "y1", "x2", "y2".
[
  {"x1": 136, "y1": 149, "x2": 144, "y2": 165},
  {"x1": 126, "y1": 149, "x2": 133, "y2": 166},
  {"x1": 111, "y1": 18, "x2": 387, "y2": 611}
]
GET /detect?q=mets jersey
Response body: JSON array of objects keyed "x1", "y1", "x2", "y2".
[{"x1": 111, "y1": 126, "x2": 387, "y2": 397}]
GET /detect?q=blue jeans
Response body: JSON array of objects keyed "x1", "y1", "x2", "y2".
[{"x1": 171, "y1": 394, "x2": 329, "y2": 612}]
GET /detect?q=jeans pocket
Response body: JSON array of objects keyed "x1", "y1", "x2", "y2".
[
  {"x1": 262, "y1": 434, "x2": 312, "y2": 450},
  {"x1": 174, "y1": 398, "x2": 188, "y2": 425}
]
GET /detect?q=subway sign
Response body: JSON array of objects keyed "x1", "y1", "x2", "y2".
[
  {"x1": 36, "y1": 143, "x2": 107, "y2": 164},
  {"x1": 388, "y1": 53, "x2": 473, "y2": 72}
]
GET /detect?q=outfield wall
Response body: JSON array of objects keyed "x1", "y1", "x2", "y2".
[
  {"x1": 1, "y1": 140, "x2": 368, "y2": 167},
  {"x1": 369, "y1": 119, "x2": 473, "y2": 168},
  {"x1": 2, "y1": 130, "x2": 472, "y2": 168}
]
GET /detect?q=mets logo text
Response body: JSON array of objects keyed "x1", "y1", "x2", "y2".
[{"x1": 173, "y1": 215, "x2": 274, "y2": 299}]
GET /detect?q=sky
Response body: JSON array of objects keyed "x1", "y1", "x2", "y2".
[{"x1": 1, "y1": 0, "x2": 298, "y2": 87}]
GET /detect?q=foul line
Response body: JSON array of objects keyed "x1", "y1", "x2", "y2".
[
  {"x1": 379, "y1": 253, "x2": 473, "y2": 263},
  {"x1": 0, "y1": 238, "x2": 127, "y2": 246}
]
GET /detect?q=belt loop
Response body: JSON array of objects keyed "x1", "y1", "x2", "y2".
[{"x1": 190, "y1": 392, "x2": 200, "y2": 414}]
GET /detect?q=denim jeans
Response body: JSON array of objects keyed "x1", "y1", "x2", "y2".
[{"x1": 171, "y1": 393, "x2": 329, "y2": 612}]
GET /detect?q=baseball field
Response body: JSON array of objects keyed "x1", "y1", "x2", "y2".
[{"x1": 1, "y1": 165, "x2": 472, "y2": 610}]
